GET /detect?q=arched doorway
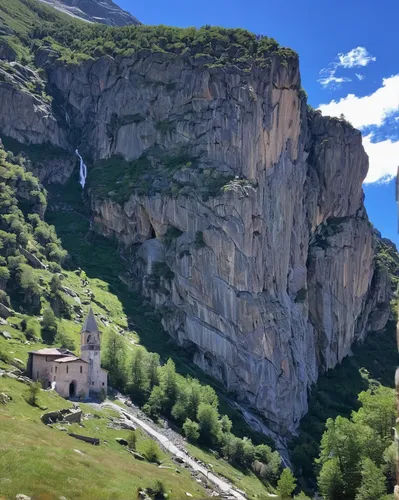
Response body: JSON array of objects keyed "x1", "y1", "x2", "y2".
[{"x1": 69, "y1": 381, "x2": 76, "y2": 397}]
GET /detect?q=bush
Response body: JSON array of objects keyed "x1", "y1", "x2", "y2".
[
  {"x1": 148, "y1": 479, "x2": 166, "y2": 499},
  {"x1": 98, "y1": 387, "x2": 106, "y2": 402},
  {"x1": 54, "y1": 329, "x2": 75, "y2": 350},
  {"x1": 0, "y1": 290, "x2": 10, "y2": 306},
  {"x1": 25, "y1": 319, "x2": 41, "y2": 340},
  {"x1": 143, "y1": 386, "x2": 166, "y2": 418},
  {"x1": 197, "y1": 402, "x2": 221, "y2": 445},
  {"x1": 0, "y1": 266, "x2": 10, "y2": 281},
  {"x1": 127, "y1": 430, "x2": 137, "y2": 450},
  {"x1": 50, "y1": 274, "x2": 62, "y2": 293},
  {"x1": 41, "y1": 307, "x2": 58, "y2": 342},
  {"x1": 143, "y1": 439, "x2": 161, "y2": 463},
  {"x1": 183, "y1": 418, "x2": 200, "y2": 441},
  {"x1": 26, "y1": 381, "x2": 41, "y2": 406}
]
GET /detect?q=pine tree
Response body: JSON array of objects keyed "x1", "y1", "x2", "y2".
[
  {"x1": 159, "y1": 359, "x2": 178, "y2": 413},
  {"x1": 277, "y1": 468, "x2": 296, "y2": 499},
  {"x1": 102, "y1": 329, "x2": 127, "y2": 390},
  {"x1": 355, "y1": 458, "x2": 387, "y2": 500},
  {"x1": 130, "y1": 346, "x2": 149, "y2": 403}
]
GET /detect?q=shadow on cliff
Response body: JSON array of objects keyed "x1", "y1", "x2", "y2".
[
  {"x1": 289, "y1": 317, "x2": 398, "y2": 488},
  {"x1": 45, "y1": 172, "x2": 268, "y2": 444},
  {"x1": 46, "y1": 171, "x2": 188, "y2": 359}
]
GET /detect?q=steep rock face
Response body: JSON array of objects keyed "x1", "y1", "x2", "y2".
[
  {"x1": 38, "y1": 0, "x2": 140, "y2": 26},
  {"x1": 0, "y1": 62, "x2": 67, "y2": 147},
  {"x1": 0, "y1": 50, "x2": 390, "y2": 434}
]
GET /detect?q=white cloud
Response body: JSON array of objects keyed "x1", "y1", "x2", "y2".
[
  {"x1": 318, "y1": 46, "x2": 375, "y2": 88},
  {"x1": 363, "y1": 134, "x2": 399, "y2": 184},
  {"x1": 318, "y1": 74, "x2": 399, "y2": 128},
  {"x1": 318, "y1": 75, "x2": 399, "y2": 184},
  {"x1": 355, "y1": 73, "x2": 365, "y2": 80},
  {"x1": 338, "y1": 47, "x2": 376, "y2": 68},
  {"x1": 318, "y1": 72, "x2": 351, "y2": 88}
]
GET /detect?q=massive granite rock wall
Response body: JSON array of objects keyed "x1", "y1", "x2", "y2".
[{"x1": 0, "y1": 50, "x2": 390, "y2": 434}]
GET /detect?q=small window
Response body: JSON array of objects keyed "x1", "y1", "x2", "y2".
[
  {"x1": 55, "y1": 366, "x2": 58, "y2": 373},
  {"x1": 92, "y1": 382, "x2": 94, "y2": 386},
  {"x1": 36, "y1": 371, "x2": 39, "y2": 379},
  {"x1": 80, "y1": 366, "x2": 82, "y2": 374},
  {"x1": 102, "y1": 382, "x2": 105, "y2": 386},
  {"x1": 54, "y1": 376, "x2": 56, "y2": 381},
  {"x1": 51, "y1": 367, "x2": 53, "y2": 373},
  {"x1": 66, "y1": 366, "x2": 69, "y2": 374}
]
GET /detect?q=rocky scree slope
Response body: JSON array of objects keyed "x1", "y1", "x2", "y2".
[{"x1": 0, "y1": 15, "x2": 392, "y2": 435}]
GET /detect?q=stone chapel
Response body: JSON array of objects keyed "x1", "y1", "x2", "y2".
[{"x1": 27, "y1": 307, "x2": 108, "y2": 399}]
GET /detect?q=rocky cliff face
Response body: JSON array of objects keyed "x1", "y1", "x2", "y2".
[
  {"x1": 38, "y1": 0, "x2": 140, "y2": 26},
  {"x1": 0, "y1": 47, "x2": 391, "y2": 434}
]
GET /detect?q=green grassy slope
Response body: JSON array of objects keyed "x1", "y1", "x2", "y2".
[{"x1": 0, "y1": 378, "x2": 206, "y2": 500}]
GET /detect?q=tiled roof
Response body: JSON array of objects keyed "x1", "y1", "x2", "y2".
[
  {"x1": 81, "y1": 307, "x2": 99, "y2": 334},
  {"x1": 29, "y1": 348, "x2": 73, "y2": 356},
  {"x1": 53, "y1": 356, "x2": 88, "y2": 364}
]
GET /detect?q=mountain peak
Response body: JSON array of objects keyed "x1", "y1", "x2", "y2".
[{"x1": 38, "y1": 0, "x2": 141, "y2": 27}]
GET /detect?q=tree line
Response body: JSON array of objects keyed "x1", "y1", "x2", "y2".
[{"x1": 102, "y1": 330, "x2": 304, "y2": 496}]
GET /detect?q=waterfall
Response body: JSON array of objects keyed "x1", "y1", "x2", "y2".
[{"x1": 75, "y1": 149, "x2": 87, "y2": 189}]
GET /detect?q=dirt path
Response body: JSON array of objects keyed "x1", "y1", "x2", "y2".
[{"x1": 103, "y1": 400, "x2": 248, "y2": 500}]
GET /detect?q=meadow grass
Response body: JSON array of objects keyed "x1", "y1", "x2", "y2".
[{"x1": 0, "y1": 378, "x2": 207, "y2": 500}]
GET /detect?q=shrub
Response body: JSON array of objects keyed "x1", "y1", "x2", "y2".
[
  {"x1": 0, "y1": 266, "x2": 10, "y2": 281},
  {"x1": 183, "y1": 418, "x2": 200, "y2": 441},
  {"x1": 148, "y1": 479, "x2": 166, "y2": 499},
  {"x1": 99, "y1": 387, "x2": 107, "y2": 402},
  {"x1": 0, "y1": 290, "x2": 10, "y2": 306},
  {"x1": 25, "y1": 319, "x2": 41, "y2": 340},
  {"x1": 54, "y1": 330, "x2": 75, "y2": 350},
  {"x1": 143, "y1": 439, "x2": 161, "y2": 463},
  {"x1": 197, "y1": 402, "x2": 221, "y2": 445},
  {"x1": 127, "y1": 430, "x2": 137, "y2": 450},
  {"x1": 41, "y1": 307, "x2": 58, "y2": 341},
  {"x1": 26, "y1": 381, "x2": 41, "y2": 406},
  {"x1": 50, "y1": 274, "x2": 62, "y2": 293},
  {"x1": 143, "y1": 386, "x2": 166, "y2": 418}
]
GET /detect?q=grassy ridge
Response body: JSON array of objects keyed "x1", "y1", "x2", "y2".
[{"x1": 0, "y1": 0, "x2": 297, "y2": 69}]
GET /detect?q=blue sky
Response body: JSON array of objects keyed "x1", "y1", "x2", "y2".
[{"x1": 118, "y1": 0, "x2": 399, "y2": 245}]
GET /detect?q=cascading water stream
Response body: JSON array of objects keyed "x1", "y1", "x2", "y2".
[{"x1": 75, "y1": 149, "x2": 87, "y2": 189}]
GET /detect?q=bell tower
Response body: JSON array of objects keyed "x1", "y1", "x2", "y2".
[{"x1": 80, "y1": 307, "x2": 102, "y2": 394}]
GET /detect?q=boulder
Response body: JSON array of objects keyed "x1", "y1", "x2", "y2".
[
  {"x1": 62, "y1": 409, "x2": 82, "y2": 424},
  {"x1": 0, "y1": 303, "x2": 14, "y2": 318},
  {"x1": 115, "y1": 437, "x2": 128, "y2": 446},
  {"x1": 0, "y1": 392, "x2": 11, "y2": 404},
  {"x1": 19, "y1": 247, "x2": 46, "y2": 269},
  {"x1": 41, "y1": 410, "x2": 62, "y2": 425},
  {"x1": 68, "y1": 433, "x2": 100, "y2": 445},
  {"x1": 0, "y1": 40, "x2": 16, "y2": 61},
  {"x1": 1, "y1": 331, "x2": 12, "y2": 340},
  {"x1": 131, "y1": 451, "x2": 145, "y2": 461}
]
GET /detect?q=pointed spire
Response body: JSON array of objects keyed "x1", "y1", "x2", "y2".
[{"x1": 81, "y1": 307, "x2": 99, "y2": 333}]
